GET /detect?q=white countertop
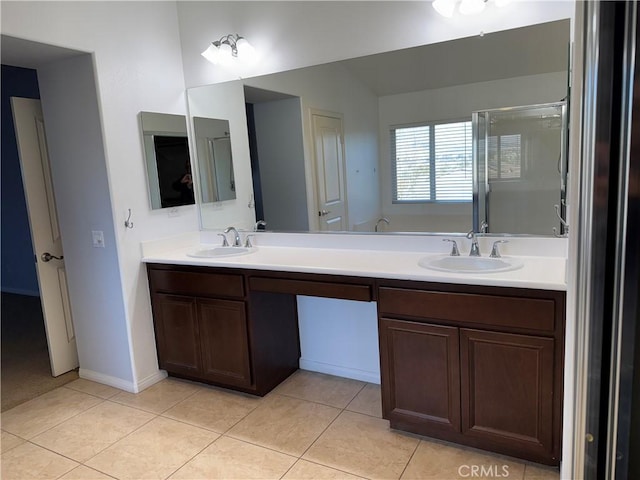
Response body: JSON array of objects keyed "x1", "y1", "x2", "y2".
[{"x1": 142, "y1": 244, "x2": 567, "y2": 291}]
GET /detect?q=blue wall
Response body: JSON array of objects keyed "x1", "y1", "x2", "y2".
[{"x1": 1, "y1": 64, "x2": 41, "y2": 296}]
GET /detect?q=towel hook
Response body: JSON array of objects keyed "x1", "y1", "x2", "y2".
[{"x1": 124, "y1": 209, "x2": 134, "y2": 229}]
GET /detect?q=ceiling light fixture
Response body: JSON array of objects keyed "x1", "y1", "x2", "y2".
[
  {"x1": 201, "y1": 34, "x2": 255, "y2": 65},
  {"x1": 432, "y1": 0, "x2": 510, "y2": 17}
]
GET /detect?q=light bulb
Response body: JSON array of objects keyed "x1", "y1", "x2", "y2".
[
  {"x1": 236, "y1": 37, "x2": 256, "y2": 62},
  {"x1": 201, "y1": 44, "x2": 220, "y2": 64},
  {"x1": 432, "y1": 0, "x2": 456, "y2": 18},
  {"x1": 459, "y1": 0, "x2": 485, "y2": 15}
]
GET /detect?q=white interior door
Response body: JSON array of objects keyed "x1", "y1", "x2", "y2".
[
  {"x1": 11, "y1": 97, "x2": 79, "y2": 376},
  {"x1": 311, "y1": 112, "x2": 347, "y2": 231}
]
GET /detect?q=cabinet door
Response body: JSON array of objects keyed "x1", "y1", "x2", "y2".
[
  {"x1": 152, "y1": 294, "x2": 201, "y2": 375},
  {"x1": 379, "y1": 318, "x2": 461, "y2": 434},
  {"x1": 460, "y1": 328, "x2": 556, "y2": 461},
  {"x1": 198, "y1": 299, "x2": 252, "y2": 388}
]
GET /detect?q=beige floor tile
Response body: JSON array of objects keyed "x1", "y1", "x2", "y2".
[
  {"x1": 401, "y1": 439, "x2": 526, "y2": 479},
  {"x1": 524, "y1": 464, "x2": 560, "y2": 479},
  {"x1": 31, "y1": 400, "x2": 155, "y2": 462},
  {"x1": 110, "y1": 377, "x2": 200, "y2": 414},
  {"x1": 303, "y1": 411, "x2": 419, "y2": 480},
  {"x1": 1, "y1": 387, "x2": 103, "y2": 439},
  {"x1": 86, "y1": 416, "x2": 218, "y2": 480},
  {"x1": 60, "y1": 465, "x2": 115, "y2": 479},
  {"x1": 227, "y1": 394, "x2": 341, "y2": 456},
  {"x1": 64, "y1": 378, "x2": 122, "y2": 399},
  {"x1": 1, "y1": 431, "x2": 26, "y2": 454},
  {"x1": 163, "y1": 386, "x2": 261, "y2": 433},
  {"x1": 171, "y1": 436, "x2": 296, "y2": 479},
  {"x1": 346, "y1": 383, "x2": 382, "y2": 418},
  {"x1": 283, "y1": 459, "x2": 365, "y2": 479},
  {"x1": 0, "y1": 442, "x2": 78, "y2": 479},
  {"x1": 274, "y1": 370, "x2": 365, "y2": 408}
]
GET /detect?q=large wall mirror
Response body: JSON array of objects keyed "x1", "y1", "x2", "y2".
[{"x1": 187, "y1": 19, "x2": 571, "y2": 235}]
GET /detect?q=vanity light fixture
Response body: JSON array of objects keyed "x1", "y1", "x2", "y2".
[
  {"x1": 201, "y1": 34, "x2": 255, "y2": 65},
  {"x1": 432, "y1": 0, "x2": 510, "y2": 18}
]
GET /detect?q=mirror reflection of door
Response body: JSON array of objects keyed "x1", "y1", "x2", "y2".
[
  {"x1": 311, "y1": 111, "x2": 347, "y2": 231},
  {"x1": 193, "y1": 117, "x2": 236, "y2": 204}
]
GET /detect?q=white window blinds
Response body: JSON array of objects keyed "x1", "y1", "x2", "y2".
[{"x1": 392, "y1": 120, "x2": 472, "y2": 202}]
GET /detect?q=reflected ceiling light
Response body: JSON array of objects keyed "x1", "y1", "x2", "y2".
[
  {"x1": 201, "y1": 34, "x2": 255, "y2": 65},
  {"x1": 432, "y1": 0, "x2": 510, "y2": 17}
]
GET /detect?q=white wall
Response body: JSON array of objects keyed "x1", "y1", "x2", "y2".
[
  {"x1": 1, "y1": 1, "x2": 191, "y2": 390},
  {"x1": 177, "y1": 1, "x2": 575, "y2": 88},
  {"x1": 253, "y1": 97, "x2": 309, "y2": 231},
  {"x1": 378, "y1": 71, "x2": 568, "y2": 232},
  {"x1": 38, "y1": 54, "x2": 133, "y2": 383}
]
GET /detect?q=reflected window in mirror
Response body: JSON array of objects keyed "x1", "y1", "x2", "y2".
[
  {"x1": 140, "y1": 112, "x2": 195, "y2": 210},
  {"x1": 392, "y1": 120, "x2": 473, "y2": 203}
]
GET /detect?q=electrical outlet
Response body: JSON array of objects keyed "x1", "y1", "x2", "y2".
[{"x1": 92, "y1": 230, "x2": 105, "y2": 248}]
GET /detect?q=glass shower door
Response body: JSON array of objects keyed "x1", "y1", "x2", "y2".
[{"x1": 474, "y1": 102, "x2": 567, "y2": 235}]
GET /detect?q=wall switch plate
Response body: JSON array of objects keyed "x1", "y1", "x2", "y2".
[{"x1": 92, "y1": 230, "x2": 105, "y2": 248}]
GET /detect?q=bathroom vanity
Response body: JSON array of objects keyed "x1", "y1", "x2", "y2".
[{"x1": 145, "y1": 243, "x2": 565, "y2": 466}]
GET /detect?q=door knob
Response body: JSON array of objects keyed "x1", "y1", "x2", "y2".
[
  {"x1": 41, "y1": 252, "x2": 64, "y2": 262},
  {"x1": 318, "y1": 210, "x2": 331, "y2": 216}
]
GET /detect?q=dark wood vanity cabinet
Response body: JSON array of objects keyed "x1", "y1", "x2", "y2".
[
  {"x1": 147, "y1": 264, "x2": 299, "y2": 395},
  {"x1": 147, "y1": 262, "x2": 565, "y2": 465},
  {"x1": 377, "y1": 282, "x2": 565, "y2": 466}
]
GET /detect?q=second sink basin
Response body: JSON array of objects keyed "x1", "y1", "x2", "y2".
[
  {"x1": 419, "y1": 255, "x2": 523, "y2": 273},
  {"x1": 187, "y1": 247, "x2": 254, "y2": 258}
]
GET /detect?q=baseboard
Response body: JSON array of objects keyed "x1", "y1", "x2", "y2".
[
  {"x1": 135, "y1": 370, "x2": 168, "y2": 393},
  {"x1": 79, "y1": 368, "x2": 168, "y2": 393},
  {"x1": 1, "y1": 287, "x2": 40, "y2": 297},
  {"x1": 299, "y1": 358, "x2": 380, "y2": 384}
]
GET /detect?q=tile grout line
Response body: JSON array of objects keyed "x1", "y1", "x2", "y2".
[{"x1": 398, "y1": 439, "x2": 422, "y2": 480}]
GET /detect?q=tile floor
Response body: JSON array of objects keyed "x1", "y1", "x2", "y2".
[{"x1": 1, "y1": 370, "x2": 560, "y2": 479}]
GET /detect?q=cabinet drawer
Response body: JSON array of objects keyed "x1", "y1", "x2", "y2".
[
  {"x1": 149, "y1": 269, "x2": 244, "y2": 299},
  {"x1": 378, "y1": 287, "x2": 556, "y2": 333},
  {"x1": 250, "y1": 277, "x2": 372, "y2": 301}
]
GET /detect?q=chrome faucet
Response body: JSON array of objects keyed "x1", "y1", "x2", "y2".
[
  {"x1": 224, "y1": 226, "x2": 241, "y2": 247},
  {"x1": 466, "y1": 230, "x2": 481, "y2": 257},
  {"x1": 375, "y1": 217, "x2": 390, "y2": 232},
  {"x1": 254, "y1": 220, "x2": 267, "y2": 231}
]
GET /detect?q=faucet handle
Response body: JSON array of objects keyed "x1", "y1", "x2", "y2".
[
  {"x1": 490, "y1": 240, "x2": 508, "y2": 258},
  {"x1": 244, "y1": 235, "x2": 255, "y2": 248},
  {"x1": 443, "y1": 239, "x2": 460, "y2": 256},
  {"x1": 218, "y1": 233, "x2": 229, "y2": 247}
]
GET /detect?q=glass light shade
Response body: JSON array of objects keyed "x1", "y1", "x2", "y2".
[
  {"x1": 236, "y1": 37, "x2": 256, "y2": 61},
  {"x1": 459, "y1": 0, "x2": 486, "y2": 15},
  {"x1": 201, "y1": 44, "x2": 220, "y2": 64},
  {"x1": 494, "y1": 0, "x2": 511, "y2": 6},
  {"x1": 432, "y1": 0, "x2": 456, "y2": 18},
  {"x1": 218, "y1": 42, "x2": 234, "y2": 65}
]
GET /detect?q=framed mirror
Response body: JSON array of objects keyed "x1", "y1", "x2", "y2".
[
  {"x1": 139, "y1": 112, "x2": 194, "y2": 209},
  {"x1": 187, "y1": 18, "x2": 571, "y2": 235}
]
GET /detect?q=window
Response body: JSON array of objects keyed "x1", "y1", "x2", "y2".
[
  {"x1": 392, "y1": 120, "x2": 472, "y2": 203},
  {"x1": 488, "y1": 134, "x2": 522, "y2": 180}
]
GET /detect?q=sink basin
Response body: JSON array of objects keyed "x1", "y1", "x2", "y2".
[
  {"x1": 187, "y1": 247, "x2": 254, "y2": 258},
  {"x1": 419, "y1": 255, "x2": 523, "y2": 273}
]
